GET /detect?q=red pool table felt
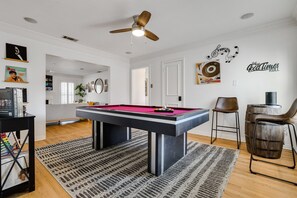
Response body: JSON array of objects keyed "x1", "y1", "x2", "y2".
[{"x1": 90, "y1": 105, "x2": 196, "y2": 116}]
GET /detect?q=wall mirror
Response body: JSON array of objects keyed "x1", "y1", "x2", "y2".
[{"x1": 94, "y1": 78, "x2": 104, "y2": 94}]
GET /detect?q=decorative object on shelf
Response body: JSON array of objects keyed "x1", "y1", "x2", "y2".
[
  {"x1": 45, "y1": 75, "x2": 53, "y2": 91},
  {"x1": 75, "y1": 83, "x2": 86, "y2": 103},
  {"x1": 246, "y1": 62, "x2": 279, "y2": 72},
  {"x1": 86, "y1": 82, "x2": 93, "y2": 93},
  {"x1": 196, "y1": 60, "x2": 221, "y2": 85},
  {"x1": 206, "y1": 44, "x2": 239, "y2": 63},
  {"x1": 1, "y1": 133, "x2": 14, "y2": 156},
  {"x1": 5, "y1": 87, "x2": 27, "y2": 103},
  {"x1": 91, "y1": 81, "x2": 95, "y2": 92},
  {"x1": 265, "y1": 92, "x2": 277, "y2": 105},
  {"x1": 104, "y1": 79, "x2": 108, "y2": 92},
  {"x1": 0, "y1": 88, "x2": 24, "y2": 117},
  {"x1": 4, "y1": 66, "x2": 28, "y2": 83},
  {"x1": 5, "y1": 43, "x2": 28, "y2": 63},
  {"x1": 22, "y1": 88, "x2": 27, "y2": 103},
  {"x1": 94, "y1": 78, "x2": 104, "y2": 94},
  {"x1": 4, "y1": 87, "x2": 28, "y2": 113}
]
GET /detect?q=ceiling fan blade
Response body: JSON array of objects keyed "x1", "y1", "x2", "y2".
[
  {"x1": 137, "y1": 11, "x2": 151, "y2": 27},
  {"x1": 145, "y1": 29, "x2": 159, "y2": 41},
  {"x1": 109, "y1": 28, "x2": 132, "y2": 33}
]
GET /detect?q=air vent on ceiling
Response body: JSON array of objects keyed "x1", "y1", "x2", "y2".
[{"x1": 62, "y1": 35, "x2": 78, "y2": 42}]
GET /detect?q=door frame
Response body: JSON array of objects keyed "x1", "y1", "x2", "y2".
[
  {"x1": 161, "y1": 57, "x2": 185, "y2": 107},
  {"x1": 130, "y1": 66, "x2": 151, "y2": 105}
]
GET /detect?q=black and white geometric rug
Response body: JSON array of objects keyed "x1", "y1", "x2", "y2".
[{"x1": 36, "y1": 131, "x2": 239, "y2": 198}]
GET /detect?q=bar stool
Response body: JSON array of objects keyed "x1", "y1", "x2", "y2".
[
  {"x1": 250, "y1": 98, "x2": 297, "y2": 185},
  {"x1": 211, "y1": 97, "x2": 241, "y2": 149}
]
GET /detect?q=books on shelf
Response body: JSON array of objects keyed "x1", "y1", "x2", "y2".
[{"x1": 1, "y1": 133, "x2": 14, "y2": 157}]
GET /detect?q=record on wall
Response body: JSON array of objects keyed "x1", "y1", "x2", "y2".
[
  {"x1": 196, "y1": 60, "x2": 221, "y2": 85},
  {"x1": 202, "y1": 61, "x2": 220, "y2": 77}
]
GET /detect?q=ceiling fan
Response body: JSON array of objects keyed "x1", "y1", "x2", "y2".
[{"x1": 109, "y1": 11, "x2": 159, "y2": 41}]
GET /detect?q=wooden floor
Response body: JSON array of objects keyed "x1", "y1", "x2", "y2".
[{"x1": 13, "y1": 121, "x2": 297, "y2": 198}]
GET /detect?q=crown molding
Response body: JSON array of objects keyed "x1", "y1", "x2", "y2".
[
  {"x1": 131, "y1": 17, "x2": 297, "y2": 64},
  {"x1": 0, "y1": 22, "x2": 129, "y2": 64}
]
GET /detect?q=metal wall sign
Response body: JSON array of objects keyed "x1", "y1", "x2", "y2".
[
  {"x1": 246, "y1": 62, "x2": 279, "y2": 72},
  {"x1": 206, "y1": 44, "x2": 239, "y2": 63}
]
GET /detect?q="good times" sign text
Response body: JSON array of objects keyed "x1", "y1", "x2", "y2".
[{"x1": 246, "y1": 62, "x2": 279, "y2": 72}]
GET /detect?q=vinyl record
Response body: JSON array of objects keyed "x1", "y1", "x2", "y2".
[{"x1": 202, "y1": 61, "x2": 220, "y2": 77}]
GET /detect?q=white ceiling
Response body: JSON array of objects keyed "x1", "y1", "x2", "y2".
[
  {"x1": 1, "y1": 0, "x2": 297, "y2": 58},
  {"x1": 46, "y1": 55, "x2": 109, "y2": 76}
]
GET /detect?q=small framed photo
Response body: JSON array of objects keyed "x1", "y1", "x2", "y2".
[
  {"x1": 4, "y1": 66, "x2": 28, "y2": 83},
  {"x1": 5, "y1": 43, "x2": 28, "y2": 62}
]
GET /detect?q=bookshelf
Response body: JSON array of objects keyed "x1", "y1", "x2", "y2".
[
  {"x1": 0, "y1": 115, "x2": 35, "y2": 197},
  {"x1": 46, "y1": 75, "x2": 53, "y2": 91}
]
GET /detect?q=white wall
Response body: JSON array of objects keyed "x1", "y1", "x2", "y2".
[
  {"x1": 46, "y1": 73, "x2": 83, "y2": 104},
  {"x1": 131, "y1": 22, "x2": 297, "y2": 148},
  {"x1": 0, "y1": 23, "x2": 130, "y2": 141},
  {"x1": 46, "y1": 103, "x2": 86, "y2": 121},
  {"x1": 131, "y1": 68, "x2": 146, "y2": 105},
  {"x1": 83, "y1": 70, "x2": 110, "y2": 104}
]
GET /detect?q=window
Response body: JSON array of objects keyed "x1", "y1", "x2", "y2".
[{"x1": 61, "y1": 82, "x2": 74, "y2": 104}]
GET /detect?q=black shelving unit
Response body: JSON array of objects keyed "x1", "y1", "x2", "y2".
[
  {"x1": 46, "y1": 75, "x2": 53, "y2": 91},
  {"x1": 0, "y1": 114, "x2": 35, "y2": 197}
]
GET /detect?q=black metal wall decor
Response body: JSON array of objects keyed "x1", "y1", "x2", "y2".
[
  {"x1": 246, "y1": 62, "x2": 279, "y2": 72},
  {"x1": 206, "y1": 44, "x2": 239, "y2": 63},
  {"x1": 5, "y1": 43, "x2": 28, "y2": 62}
]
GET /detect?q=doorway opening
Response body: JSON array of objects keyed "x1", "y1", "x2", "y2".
[
  {"x1": 131, "y1": 67, "x2": 150, "y2": 105},
  {"x1": 45, "y1": 54, "x2": 110, "y2": 128}
]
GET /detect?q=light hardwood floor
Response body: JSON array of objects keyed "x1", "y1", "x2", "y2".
[{"x1": 13, "y1": 121, "x2": 297, "y2": 198}]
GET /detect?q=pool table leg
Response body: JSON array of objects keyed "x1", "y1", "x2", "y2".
[
  {"x1": 92, "y1": 121, "x2": 131, "y2": 150},
  {"x1": 148, "y1": 132, "x2": 187, "y2": 176}
]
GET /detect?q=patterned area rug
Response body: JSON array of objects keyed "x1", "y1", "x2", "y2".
[{"x1": 36, "y1": 131, "x2": 239, "y2": 198}]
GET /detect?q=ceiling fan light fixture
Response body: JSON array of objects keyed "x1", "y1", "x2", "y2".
[{"x1": 132, "y1": 25, "x2": 145, "y2": 37}]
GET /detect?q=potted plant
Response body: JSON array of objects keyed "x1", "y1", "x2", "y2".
[{"x1": 75, "y1": 83, "x2": 86, "y2": 103}]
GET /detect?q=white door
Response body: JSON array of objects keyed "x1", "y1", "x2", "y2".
[{"x1": 162, "y1": 59, "x2": 184, "y2": 107}]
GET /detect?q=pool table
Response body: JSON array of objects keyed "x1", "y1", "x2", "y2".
[{"x1": 76, "y1": 104, "x2": 209, "y2": 176}]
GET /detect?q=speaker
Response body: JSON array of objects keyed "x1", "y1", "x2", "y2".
[
  {"x1": 22, "y1": 88, "x2": 27, "y2": 103},
  {"x1": 265, "y1": 92, "x2": 277, "y2": 105}
]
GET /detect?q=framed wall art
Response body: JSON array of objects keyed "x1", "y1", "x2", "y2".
[
  {"x1": 196, "y1": 60, "x2": 221, "y2": 85},
  {"x1": 4, "y1": 66, "x2": 28, "y2": 83},
  {"x1": 5, "y1": 43, "x2": 28, "y2": 63}
]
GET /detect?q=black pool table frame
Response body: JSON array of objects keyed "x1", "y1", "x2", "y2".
[{"x1": 76, "y1": 105, "x2": 209, "y2": 176}]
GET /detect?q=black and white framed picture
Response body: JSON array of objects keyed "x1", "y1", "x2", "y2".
[{"x1": 5, "y1": 43, "x2": 28, "y2": 62}]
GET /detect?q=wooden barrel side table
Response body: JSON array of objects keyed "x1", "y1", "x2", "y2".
[{"x1": 245, "y1": 104, "x2": 284, "y2": 159}]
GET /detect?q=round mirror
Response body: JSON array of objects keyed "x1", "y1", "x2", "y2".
[{"x1": 94, "y1": 78, "x2": 104, "y2": 94}]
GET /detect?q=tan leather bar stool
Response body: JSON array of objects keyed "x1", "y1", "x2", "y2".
[
  {"x1": 211, "y1": 97, "x2": 241, "y2": 149},
  {"x1": 249, "y1": 98, "x2": 297, "y2": 185}
]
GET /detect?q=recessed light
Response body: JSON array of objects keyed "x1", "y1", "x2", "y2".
[
  {"x1": 125, "y1": 51, "x2": 132, "y2": 54},
  {"x1": 24, "y1": 17, "x2": 38, "y2": 24},
  {"x1": 240, "y1": 13, "x2": 254, "y2": 20},
  {"x1": 80, "y1": 68, "x2": 84, "y2": 70}
]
